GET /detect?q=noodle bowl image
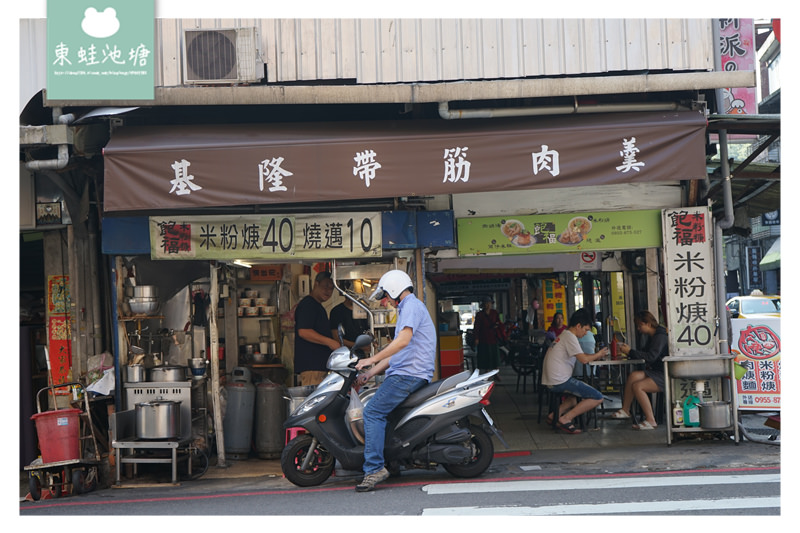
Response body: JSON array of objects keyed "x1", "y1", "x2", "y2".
[
  {"x1": 501, "y1": 219, "x2": 524, "y2": 239},
  {"x1": 501, "y1": 219, "x2": 534, "y2": 248},
  {"x1": 557, "y1": 216, "x2": 592, "y2": 245}
]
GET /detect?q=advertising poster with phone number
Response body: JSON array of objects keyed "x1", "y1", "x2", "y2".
[
  {"x1": 731, "y1": 318, "x2": 781, "y2": 410},
  {"x1": 457, "y1": 210, "x2": 662, "y2": 257}
]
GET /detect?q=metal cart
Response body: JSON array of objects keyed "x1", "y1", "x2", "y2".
[{"x1": 24, "y1": 383, "x2": 101, "y2": 500}]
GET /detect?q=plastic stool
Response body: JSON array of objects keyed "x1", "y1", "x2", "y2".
[{"x1": 285, "y1": 427, "x2": 307, "y2": 444}]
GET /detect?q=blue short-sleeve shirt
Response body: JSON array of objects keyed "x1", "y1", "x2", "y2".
[{"x1": 385, "y1": 293, "x2": 436, "y2": 382}]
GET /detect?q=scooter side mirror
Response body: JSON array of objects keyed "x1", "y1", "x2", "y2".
[{"x1": 351, "y1": 333, "x2": 374, "y2": 356}]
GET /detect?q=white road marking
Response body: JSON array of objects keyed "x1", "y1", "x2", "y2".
[
  {"x1": 421, "y1": 497, "x2": 781, "y2": 515},
  {"x1": 422, "y1": 473, "x2": 780, "y2": 495}
]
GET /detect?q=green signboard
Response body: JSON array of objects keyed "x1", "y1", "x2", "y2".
[
  {"x1": 47, "y1": 0, "x2": 154, "y2": 100},
  {"x1": 457, "y1": 210, "x2": 662, "y2": 256}
]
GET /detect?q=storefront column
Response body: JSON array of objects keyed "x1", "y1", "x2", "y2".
[{"x1": 645, "y1": 248, "x2": 661, "y2": 320}]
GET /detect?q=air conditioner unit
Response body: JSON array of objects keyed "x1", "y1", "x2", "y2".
[{"x1": 183, "y1": 27, "x2": 264, "y2": 84}]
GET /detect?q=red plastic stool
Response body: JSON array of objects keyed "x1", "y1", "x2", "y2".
[{"x1": 285, "y1": 427, "x2": 307, "y2": 444}]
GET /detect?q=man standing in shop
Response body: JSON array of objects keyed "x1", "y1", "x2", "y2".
[
  {"x1": 294, "y1": 271, "x2": 340, "y2": 386},
  {"x1": 330, "y1": 280, "x2": 369, "y2": 349}
]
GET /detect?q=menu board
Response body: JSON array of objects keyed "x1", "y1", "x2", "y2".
[
  {"x1": 661, "y1": 207, "x2": 716, "y2": 356},
  {"x1": 457, "y1": 210, "x2": 662, "y2": 256},
  {"x1": 150, "y1": 212, "x2": 382, "y2": 260}
]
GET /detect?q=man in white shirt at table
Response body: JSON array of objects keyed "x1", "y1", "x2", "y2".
[{"x1": 542, "y1": 309, "x2": 610, "y2": 434}]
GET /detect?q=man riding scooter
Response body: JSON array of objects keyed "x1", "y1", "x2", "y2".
[{"x1": 353, "y1": 269, "x2": 436, "y2": 492}]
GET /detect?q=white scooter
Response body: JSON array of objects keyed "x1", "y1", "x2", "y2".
[{"x1": 281, "y1": 333, "x2": 507, "y2": 487}]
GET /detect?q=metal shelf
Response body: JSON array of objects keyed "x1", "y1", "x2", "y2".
[
  {"x1": 663, "y1": 354, "x2": 740, "y2": 445},
  {"x1": 119, "y1": 315, "x2": 164, "y2": 321}
]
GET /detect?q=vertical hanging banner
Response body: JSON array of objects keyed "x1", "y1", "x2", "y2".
[
  {"x1": 47, "y1": 0, "x2": 154, "y2": 100},
  {"x1": 662, "y1": 207, "x2": 717, "y2": 356},
  {"x1": 609, "y1": 272, "x2": 627, "y2": 339},
  {"x1": 717, "y1": 18, "x2": 757, "y2": 115},
  {"x1": 746, "y1": 246, "x2": 763, "y2": 290},
  {"x1": 731, "y1": 318, "x2": 781, "y2": 410},
  {"x1": 46, "y1": 275, "x2": 73, "y2": 387},
  {"x1": 542, "y1": 279, "x2": 566, "y2": 328}
]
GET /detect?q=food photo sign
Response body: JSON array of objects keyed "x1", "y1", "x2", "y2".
[
  {"x1": 731, "y1": 317, "x2": 781, "y2": 410},
  {"x1": 456, "y1": 209, "x2": 662, "y2": 256}
]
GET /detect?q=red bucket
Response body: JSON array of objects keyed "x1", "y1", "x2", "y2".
[{"x1": 31, "y1": 409, "x2": 82, "y2": 463}]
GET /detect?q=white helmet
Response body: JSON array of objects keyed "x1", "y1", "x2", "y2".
[{"x1": 369, "y1": 270, "x2": 413, "y2": 301}]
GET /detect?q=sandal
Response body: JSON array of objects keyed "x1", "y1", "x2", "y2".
[
  {"x1": 633, "y1": 420, "x2": 656, "y2": 430},
  {"x1": 610, "y1": 409, "x2": 630, "y2": 419},
  {"x1": 557, "y1": 422, "x2": 582, "y2": 434}
]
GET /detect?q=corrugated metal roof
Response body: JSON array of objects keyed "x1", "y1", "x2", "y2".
[{"x1": 155, "y1": 18, "x2": 714, "y2": 86}]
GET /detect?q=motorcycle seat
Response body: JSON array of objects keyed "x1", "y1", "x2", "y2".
[{"x1": 399, "y1": 370, "x2": 472, "y2": 409}]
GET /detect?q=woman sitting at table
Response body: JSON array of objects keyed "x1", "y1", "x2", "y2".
[
  {"x1": 610, "y1": 310, "x2": 669, "y2": 430},
  {"x1": 544, "y1": 311, "x2": 566, "y2": 345}
]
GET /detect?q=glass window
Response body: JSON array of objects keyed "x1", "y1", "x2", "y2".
[
  {"x1": 741, "y1": 298, "x2": 780, "y2": 315},
  {"x1": 767, "y1": 52, "x2": 781, "y2": 94}
]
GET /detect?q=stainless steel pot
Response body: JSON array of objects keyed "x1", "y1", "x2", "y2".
[
  {"x1": 699, "y1": 401, "x2": 732, "y2": 429},
  {"x1": 133, "y1": 285, "x2": 159, "y2": 298},
  {"x1": 135, "y1": 399, "x2": 181, "y2": 439},
  {"x1": 125, "y1": 364, "x2": 145, "y2": 383},
  {"x1": 149, "y1": 365, "x2": 186, "y2": 382},
  {"x1": 128, "y1": 297, "x2": 159, "y2": 315}
]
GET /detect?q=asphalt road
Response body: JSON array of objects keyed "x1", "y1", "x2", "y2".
[{"x1": 18, "y1": 460, "x2": 780, "y2": 518}]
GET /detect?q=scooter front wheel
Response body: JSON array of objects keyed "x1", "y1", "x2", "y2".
[
  {"x1": 443, "y1": 423, "x2": 494, "y2": 478},
  {"x1": 281, "y1": 434, "x2": 335, "y2": 487}
]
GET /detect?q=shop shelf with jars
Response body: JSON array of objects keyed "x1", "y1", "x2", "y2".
[
  {"x1": 227, "y1": 281, "x2": 282, "y2": 364},
  {"x1": 331, "y1": 260, "x2": 404, "y2": 346}
]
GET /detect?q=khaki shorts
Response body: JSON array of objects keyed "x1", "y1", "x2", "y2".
[{"x1": 299, "y1": 370, "x2": 328, "y2": 387}]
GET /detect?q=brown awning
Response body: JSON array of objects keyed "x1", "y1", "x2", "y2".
[{"x1": 103, "y1": 111, "x2": 707, "y2": 212}]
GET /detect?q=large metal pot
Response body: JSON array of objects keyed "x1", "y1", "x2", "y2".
[
  {"x1": 135, "y1": 399, "x2": 182, "y2": 439},
  {"x1": 128, "y1": 297, "x2": 159, "y2": 315},
  {"x1": 699, "y1": 401, "x2": 732, "y2": 429},
  {"x1": 133, "y1": 285, "x2": 159, "y2": 298},
  {"x1": 125, "y1": 364, "x2": 146, "y2": 383},
  {"x1": 149, "y1": 365, "x2": 186, "y2": 382}
]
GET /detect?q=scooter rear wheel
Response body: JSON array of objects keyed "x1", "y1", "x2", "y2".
[
  {"x1": 281, "y1": 434, "x2": 335, "y2": 487},
  {"x1": 443, "y1": 423, "x2": 494, "y2": 478}
]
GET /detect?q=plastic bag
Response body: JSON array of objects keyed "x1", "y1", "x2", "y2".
[
  {"x1": 86, "y1": 368, "x2": 115, "y2": 396},
  {"x1": 86, "y1": 352, "x2": 113, "y2": 384},
  {"x1": 346, "y1": 387, "x2": 364, "y2": 423},
  {"x1": 346, "y1": 387, "x2": 365, "y2": 444}
]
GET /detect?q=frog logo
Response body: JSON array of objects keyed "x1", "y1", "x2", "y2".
[
  {"x1": 81, "y1": 7, "x2": 121, "y2": 39},
  {"x1": 737, "y1": 325, "x2": 780, "y2": 360}
]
